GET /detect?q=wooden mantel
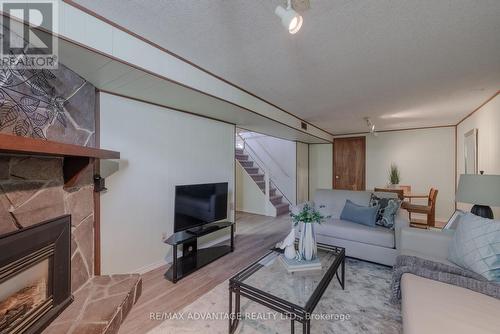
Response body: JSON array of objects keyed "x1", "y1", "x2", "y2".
[
  {"x1": 0, "y1": 133, "x2": 120, "y2": 187},
  {"x1": 0, "y1": 133, "x2": 119, "y2": 159}
]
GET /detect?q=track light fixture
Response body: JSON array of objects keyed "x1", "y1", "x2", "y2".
[
  {"x1": 364, "y1": 117, "x2": 378, "y2": 136},
  {"x1": 275, "y1": 0, "x2": 303, "y2": 34}
]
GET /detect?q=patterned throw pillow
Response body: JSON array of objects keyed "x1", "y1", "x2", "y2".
[
  {"x1": 369, "y1": 194, "x2": 401, "y2": 229},
  {"x1": 448, "y1": 213, "x2": 500, "y2": 282}
]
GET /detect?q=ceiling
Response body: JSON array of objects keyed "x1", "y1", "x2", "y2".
[{"x1": 73, "y1": 0, "x2": 500, "y2": 134}]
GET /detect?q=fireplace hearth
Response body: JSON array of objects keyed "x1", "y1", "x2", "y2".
[{"x1": 0, "y1": 215, "x2": 72, "y2": 334}]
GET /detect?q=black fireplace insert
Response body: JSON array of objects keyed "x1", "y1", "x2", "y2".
[{"x1": 0, "y1": 215, "x2": 72, "y2": 334}]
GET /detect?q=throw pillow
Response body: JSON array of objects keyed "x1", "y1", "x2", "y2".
[
  {"x1": 369, "y1": 194, "x2": 401, "y2": 229},
  {"x1": 340, "y1": 199, "x2": 379, "y2": 227},
  {"x1": 448, "y1": 213, "x2": 500, "y2": 282}
]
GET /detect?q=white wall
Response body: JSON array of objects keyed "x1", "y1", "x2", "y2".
[
  {"x1": 242, "y1": 133, "x2": 297, "y2": 204},
  {"x1": 309, "y1": 128, "x2": 456, "y2": 221},
  {"x1": 309, "y1": 144, "x2": 333, "y2": 195},
  {"x1": 235, "y1": 163, "x2": 276, "y2": 216},
  {"x1": 296, "y1": 142, "x2": 309, "y2": 203},
  {"x1": 99, "y1": 93, "x2": 235, "y2": 274},
  {"x1": 365, "y1": 128, "x2": 455, "y2": 221},
  {"x1": 457, "y1": 94, "x2": 500, "y2": 217}
]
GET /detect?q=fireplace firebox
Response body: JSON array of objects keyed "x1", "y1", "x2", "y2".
[{"x1": 0, "y1": 215, "x2": 72, "y2": 334}]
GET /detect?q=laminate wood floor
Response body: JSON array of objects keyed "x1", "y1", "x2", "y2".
[{"x1": 119, "y1": 212, "x2": 291, "y2": 334}]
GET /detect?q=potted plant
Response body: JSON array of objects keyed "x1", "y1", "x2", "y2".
[
  {"x1": 388, "y1": 163, "x2": 401, "y2": 188},
  {"x1": 290, "y1": 204, "x2": 329, "y2": 261}
]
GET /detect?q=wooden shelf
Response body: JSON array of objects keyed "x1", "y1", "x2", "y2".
[
  {"x1": 0, "y1": 133, "x2": 120, "y2": 187},
  {"x1": 0, "y1": 133, "x2": 119, "y2": 159}
]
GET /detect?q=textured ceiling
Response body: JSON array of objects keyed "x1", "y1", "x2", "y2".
[{"x1": 73, "y1": 0, "x2": 500, "y2": 134}]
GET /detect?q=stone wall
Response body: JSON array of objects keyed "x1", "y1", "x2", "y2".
[
  {"x1": 0, "y1": 54, "x2": 97, "y2": 292},
  {"x1": 0, "y1": 156, "x2": 94, "y2": 292}
]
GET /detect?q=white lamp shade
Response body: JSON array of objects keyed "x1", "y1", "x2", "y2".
[{"x1": 456, "y1": 174, "x2": 500, "y2": 207}]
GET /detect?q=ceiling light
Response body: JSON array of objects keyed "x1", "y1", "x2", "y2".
[
  {"x1": 364, "y1": 117, "x2": 378, "y2": 136},
  {"x1": 275, "y1": 0, "x2": 303, "y2": 34}
]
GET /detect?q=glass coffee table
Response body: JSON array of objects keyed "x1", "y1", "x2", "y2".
[{"x1": 228, "y1": 243, "x2": 345, "y2": 334}]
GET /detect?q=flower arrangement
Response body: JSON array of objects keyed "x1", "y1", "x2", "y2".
[{"x1": 290, "y1": 203, "x2": 329, "y2": 226}]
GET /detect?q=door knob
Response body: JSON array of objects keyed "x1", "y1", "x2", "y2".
[{"x1": 335, "y1": 175, "x2": 340, "y2": 179}]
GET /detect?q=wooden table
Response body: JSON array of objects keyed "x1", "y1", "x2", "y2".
[{"x1": 374, "y1": 186, "x2": 427, "y2": 200}]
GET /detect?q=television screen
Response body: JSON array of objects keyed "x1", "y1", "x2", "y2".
[{"x1": 174, "y1": 182, "x2": 228, "y2": 232}]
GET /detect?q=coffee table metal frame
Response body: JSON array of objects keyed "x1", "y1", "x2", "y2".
[{"x1": 228, "y1": 243, "x2": 345, "y2": 334}]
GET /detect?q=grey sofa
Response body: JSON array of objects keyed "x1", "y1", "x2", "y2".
[
  {"x1": 311, "y1": 189, "x2": 409, "y2": 266},
  {"x1": 399, "y1": 228, "x2": 500, "y2": 333}
]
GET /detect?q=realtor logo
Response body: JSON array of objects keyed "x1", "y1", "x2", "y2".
[{"x1": 0, "y1": 0, "x2": 58, "y2": 69}]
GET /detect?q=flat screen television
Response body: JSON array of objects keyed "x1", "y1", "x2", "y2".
[{"x1": 174, "y1": 182, "x2": 228, "y2": 233}]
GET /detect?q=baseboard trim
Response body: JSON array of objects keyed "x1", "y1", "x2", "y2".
[{"x1": 135, "y1": 260, "x2": 167, "y2": 275}]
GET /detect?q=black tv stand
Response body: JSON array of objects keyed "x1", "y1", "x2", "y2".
[
  {"x1": 186, "y1": 224, "x2": 220, "y2": 236},
  {"x1": 164, "y1": 221, "x2": 234, "y2": 283}
]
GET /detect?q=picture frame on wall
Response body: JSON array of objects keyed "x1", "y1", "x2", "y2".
[{"x1": 464, "y1": 128, "x2": 478, "y2": 174}]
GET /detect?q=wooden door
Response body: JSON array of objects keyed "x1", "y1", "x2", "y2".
[{"x1": 333, "y1": 137, "x2": 366, "y2": 190}]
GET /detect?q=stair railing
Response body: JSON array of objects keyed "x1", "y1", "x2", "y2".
[
  {"x1": 236, "y1": 133, "x2": 292, "y2": 207},
  {"x1": 239, "y1": 133, "x2": 291, "y2": 179}
]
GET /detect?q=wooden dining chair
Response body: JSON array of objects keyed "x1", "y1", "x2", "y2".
[
  {"x1": 374, "y1": 187, "x2": 405, "y2": 200},
  {"x1": 402, "y1": 188, "x2": 439, "y2": 228},
  {"x1": 398, "y1": 185, "x2": 412, "y2": 196}
]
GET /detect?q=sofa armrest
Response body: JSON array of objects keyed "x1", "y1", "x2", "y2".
[{"x1": 399, "y1": 227, "x2": 454, "y2": 259}]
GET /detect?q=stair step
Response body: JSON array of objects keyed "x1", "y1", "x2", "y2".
[
  {"x1": 239, "y1": 161, "x2": 254, "y2": 167},
  {"x1": 244, "y1": 167, "x2": 259, "y2": 174},
  {"x1": 258, "y1": 186, "x2": 277, "y2": 195},
  {"x1": 260, "y1": 188, "x2": 277, "y2": 197},
  {"x1": 235, "y1": 154, "x2": 249, "y2": 161},
  {"x1": 275, "y1": 202, "x2": 290, "y2": 216},
  {"x1": 235, "y1": 148, "x2": 244, "y2": 155},
  {"x1": 249, "y1": 174, "x2": 264, "y2": 182},
  {"x1": 270, "y1": 195, "x2": 283, "y2": 205}
]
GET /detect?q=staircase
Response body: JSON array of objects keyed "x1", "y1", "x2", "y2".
[{"x1": 235, "y1": 148, "x2": 290, "y2": 216}]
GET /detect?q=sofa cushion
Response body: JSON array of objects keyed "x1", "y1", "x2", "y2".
[
  {"x1": 402, "y1": 273, "x2": 500, "y2": 334},
  {"x1": 448, "y1": 213, "x2": 500, "y2": 281},
  {"x1": 340, "y1": 199, "x2": 379, "y2": 227},
  {"x1": 316, "y1": 218, "x2": 395, "y2": 248},
  {"x1": 314, "y1": 189, "x2": 399, "y2": 219}
]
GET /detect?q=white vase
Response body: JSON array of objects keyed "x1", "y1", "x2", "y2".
[{"x1": 298, "y1": 222, "x2": 317, "y2": 261}]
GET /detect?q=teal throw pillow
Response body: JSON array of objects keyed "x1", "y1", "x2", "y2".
[
  {"x1": 340, "y1": 200, "x2": 379, "y2": 227},
  {"x1": 448, "y1": 213, "x2": 500, "y2": 282}
]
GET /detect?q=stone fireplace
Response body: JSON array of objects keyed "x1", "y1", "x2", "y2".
[
  {"x1": 0, "y1": 216, "x2": 72, "y2": 333},
  {"x1": 0, "y1": 24, "x2": 141, "y2": 333},
  {"x1": 0, "y1": 155, "x2": 95, "y2": 293},
  {"x1": 0, "y1": 154, "x2": 141, "y2": 334}
]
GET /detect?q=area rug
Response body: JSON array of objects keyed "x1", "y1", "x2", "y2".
[{"x1": 149, "y1": 258, "x2": 402, "y2": 334}]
